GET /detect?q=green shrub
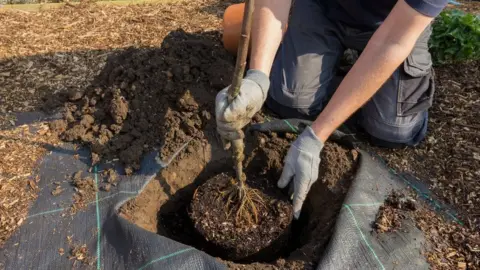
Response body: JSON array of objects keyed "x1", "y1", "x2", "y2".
[{"x1": 429, "y1": 9, "x2": 480, "y2": 64}]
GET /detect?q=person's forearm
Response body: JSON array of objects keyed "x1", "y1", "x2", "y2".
[
  {"x1": 310, "y1": 0, "x2": 433, "y2": 142},
  {"x1": 311, "y1": 42, "x2": 410, "y2": 141},
  {"x1": 250, "y1": 0, "x2": 291, "y2": 75}
]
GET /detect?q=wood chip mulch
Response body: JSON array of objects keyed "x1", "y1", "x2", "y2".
[
  {"x1": 373, "y1": 60, "x2": 480, "y2": 230},
  {"x1": 447, "y1": 0, "x2": 480, "y2": 14},
  {"x1": 373, "y1": 61, "x2": 480, "y2": 269},
  {"x1": 0, "y1": 0, "x2": 230, "y2": 127},
  {"x1": 416, "y1": 208, "x2": 480, "y2": 269},
  {"x1": 0, "y1": 0, "x2": 231, "y2": 246},
  {"x1": 0, "y1": 123, "x2": 60, "y2": 246}
]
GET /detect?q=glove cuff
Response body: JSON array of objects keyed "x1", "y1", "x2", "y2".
[
  {"x1": 245, "y1": 69, "x2": 270, "y2": 100},
  {"x1": 296, "y1": 126, "x2": 324, "y2": 153}
]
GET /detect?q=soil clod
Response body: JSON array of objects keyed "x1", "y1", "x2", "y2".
[
  {"x1": 102, "y1": 184, "x2": 112, "y2": 192},
  {"x1": 374, "y1": 191, "x2": 417, "y2": 233},
  {"x1": 70, "y1": 171, "x2": 97, "y2": 213},
  {"x1": 103, "y1": 168, "x2": 118, "y2": 184},
  {"x1": 69, "y1": 244, "x2": 94, "y2": 266},
  {"x1": 51, "y1": 185, "x2": 64, "y2": 196}
]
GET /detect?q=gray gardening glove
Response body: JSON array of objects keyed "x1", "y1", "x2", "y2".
[
  {"x1": 277, "y1": 126, "x2": 324, "y2": 219},
  {"x1": 215, "y1": 69, "x2": 270, "y2": 149}
]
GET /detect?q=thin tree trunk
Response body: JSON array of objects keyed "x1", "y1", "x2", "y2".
[
  {"x1": 227, "y1": 0, "x2": 254, "y2": 102},
  {"x1": 226, "y1": 0, "x2": 254, "y2": 182}
]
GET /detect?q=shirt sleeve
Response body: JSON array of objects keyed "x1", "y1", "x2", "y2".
[{"x1": 404, "y1": 0, "x2": 449, "y2": 17}]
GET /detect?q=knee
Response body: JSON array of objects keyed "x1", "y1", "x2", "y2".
[
  {"x1": 361, "y1": 110, "x2": 428, "y2": 148},
  {"x1": 361, "y1": 49, "x2": 434, "y2": 148}
]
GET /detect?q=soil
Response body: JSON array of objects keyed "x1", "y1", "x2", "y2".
[
  {"x1": 0, "y1": 0, "x2": 234, "y2": 127},
  {"x1": 102, "y1": 168, "x2": 118, "y2": 184},
  {"x1": 67, "y1": 235, "x2": 96, "y2": 267},
  {"x1": 190, "y1": 173, "x2": 293, "y2": 261},
  {"x1": 374, "y1": 191, "x2": 417, "y2": 233},
  {"x1": 51, "y1": 184, "x2": 64, "y2": 196},
  {"x1": 47, "y1": 30, "x2": 234, "y2": 174},
  {"x1": 70, "y1": 171, "x2": 98, "y2": 214},
  {"x1": 69, "y1": 244, "x2": 95, "y2": 266},
  {"x1": 284, "y1": 143, "x2": 358, "y2": 269}
]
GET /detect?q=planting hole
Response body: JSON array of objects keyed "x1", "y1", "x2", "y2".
[{"x1": 119, "y1": 131, "x2": 358, "y2": 268}]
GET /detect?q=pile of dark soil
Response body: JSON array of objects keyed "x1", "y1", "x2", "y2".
[
  {"x1": 0, "y1": 1, "x2": 230, "y2": 129},
  {"x1": 374, "y1": 191, "x2": 417, "y2": 233},
  {"x1": 49, "y1": 30, "x2": 234, "y2": 174},
  {"x1": 190, "y1": 173, "x2": 293, "y2": 261}
]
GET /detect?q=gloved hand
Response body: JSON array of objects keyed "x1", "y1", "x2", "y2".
[
  {"x1": 277, "y1": 126, "x2": 324, "y2": 219},
  {"x1": 215, "y1": 69, "x2": 270, "y2": 148}
]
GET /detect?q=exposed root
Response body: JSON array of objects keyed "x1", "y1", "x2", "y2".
[{"x1": 219, "y1": 180, "x2": 265, "y2": 225}]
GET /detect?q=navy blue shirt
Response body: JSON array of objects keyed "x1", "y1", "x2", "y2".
[{"x1": 322, "y1": 0, "x2": 449, "y2": 30}]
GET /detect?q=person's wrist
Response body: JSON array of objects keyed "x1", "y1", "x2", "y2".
[
  {"x1": 311, "y1": 119, "x2": 332, "y2": 143},
  {"x1": 245, "y1": 69, "x2": 270, "y2": 100},
  {"x1": 249, "y1": 60, "x2": 272, "y2": 78},
  {"x1": 297, "y1": 126, "x2": 324, "y2": 153}
]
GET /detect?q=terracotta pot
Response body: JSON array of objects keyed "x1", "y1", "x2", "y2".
[
  {"x1": 222, "y1": 3, "x2": 246, "y2": 55},
  {"x1": 222, "y1": 3, "x2": 288, "y2": 55}
]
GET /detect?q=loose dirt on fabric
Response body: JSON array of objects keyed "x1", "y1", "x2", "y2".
[
  {"x1": 70, "y1": 171, "x2": 98, "y2": 215},
  {"x1": 374, "y1": 190, "x2": 417, "y2": 234},
  {"x1": 66, "y1": 235, "x2": 96, "y2": 267}
]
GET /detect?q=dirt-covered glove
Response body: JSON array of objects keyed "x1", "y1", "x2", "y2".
[
  {"x1": 277, "y1": 126, "x2": 324, "y2": 219},
  {"x1": 215, "y1": 69, "x2": 270, "y2": 148}
]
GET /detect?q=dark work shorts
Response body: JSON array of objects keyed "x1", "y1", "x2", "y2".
[{"x1": 267, "y1": 0, "x2": 435, "y2": 146}]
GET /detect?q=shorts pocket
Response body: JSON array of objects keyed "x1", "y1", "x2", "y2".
[{"x1": 397, "y1": 46, "x2": 435, "y2": 117}]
